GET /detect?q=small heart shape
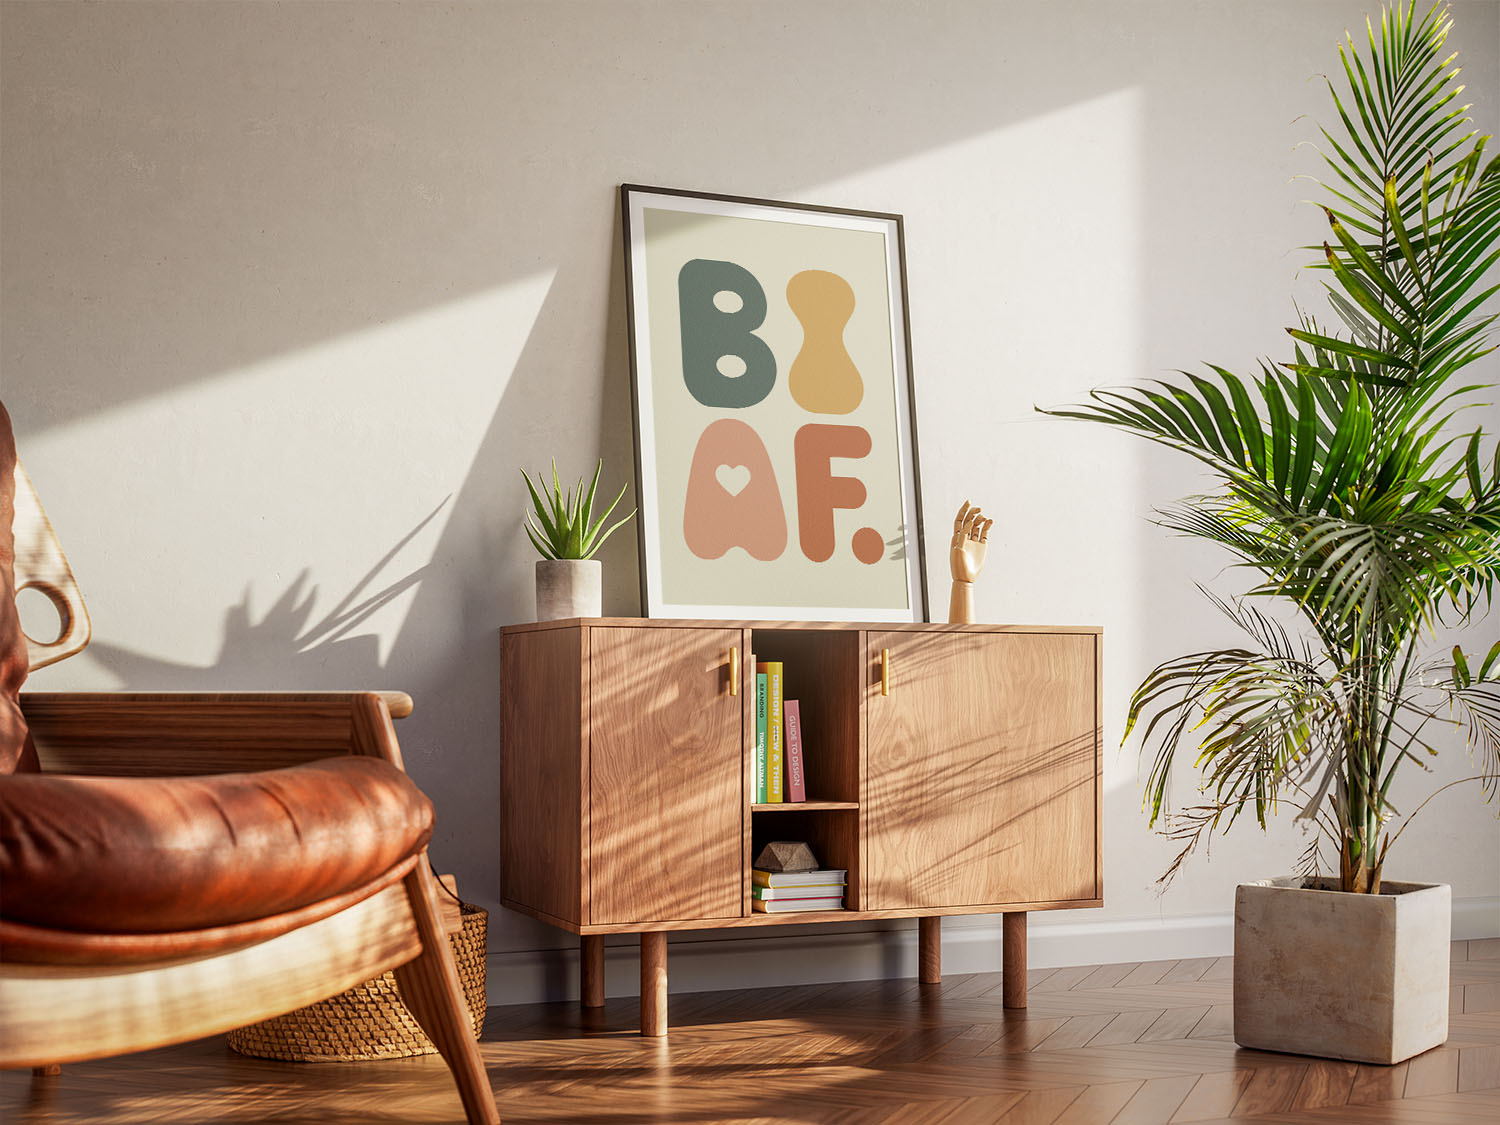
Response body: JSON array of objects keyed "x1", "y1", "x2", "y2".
[{"x1": 715, "y1": 464, "x2": 751, "y2": 497}]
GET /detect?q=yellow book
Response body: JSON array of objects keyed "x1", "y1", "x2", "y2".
[
  {"x1": 753, "y1": 897, "x2": 844, "y2": 913},
  {"x1": 757, "y1": 661, "x2": 784, "y2": 802}
]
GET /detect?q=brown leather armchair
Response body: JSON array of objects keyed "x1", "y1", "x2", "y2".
[{"x1": 0, "y1": 405, "x2": 499, "y2": 1124}]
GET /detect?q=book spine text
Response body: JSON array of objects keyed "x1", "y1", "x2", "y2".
[
  {"x1": 755, "y1": 672, "x2": 768, "y2": 804},
  {"x1": 784, "y1": 698, "x2": 805, "y2": 803},
  {"x1": 765, "y1": 662, "x2": 784, "y2": 802}
]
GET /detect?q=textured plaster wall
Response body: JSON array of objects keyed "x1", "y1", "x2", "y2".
[{"x1": 3, "y1": 0, "x2": 1496, "y2": 995}]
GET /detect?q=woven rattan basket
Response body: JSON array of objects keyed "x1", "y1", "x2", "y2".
[{"x1": 226, "y1": 901, "x2": 487, "y2": 1062}]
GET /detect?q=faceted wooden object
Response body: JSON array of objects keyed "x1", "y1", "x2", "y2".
[{"x1": 754, "y1": 841, "x2": 818, "y2": 873}]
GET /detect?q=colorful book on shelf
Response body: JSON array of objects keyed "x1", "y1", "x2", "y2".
[
  {"x1": 755, "y1": 671, "x2": 768, "y2": 804},
  {"x1": 752, "y1": 883, "x2": 844, "y2": 901},
  {"x1": 783, "y1": 699, "x2": 805, "y2": 803},
  {"x1": 752, "y1": 896, "x2": 845, "y2": 913},
  {"x1": 757, "y1": 661, "x2": 784, "y2": 802},
  {"x1": 751, "y1": 868, "x2": 846, "y2": 888}
]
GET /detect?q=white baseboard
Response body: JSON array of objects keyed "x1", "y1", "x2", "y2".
[
  {"x1": 485, "y1": 897, "x2": 1499, "y2": 1007},
  {"x1": 1454, "y1": 896, "x2": 1500, "y2": 940}
]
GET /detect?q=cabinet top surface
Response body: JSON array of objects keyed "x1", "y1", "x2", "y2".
[{"x1": 501, "y1": 617, "x2": 1103, "y2": 637}]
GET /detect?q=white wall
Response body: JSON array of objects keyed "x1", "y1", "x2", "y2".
[{"x1": 4, "y1": 0, "x2": 1497, "y2": 1002}]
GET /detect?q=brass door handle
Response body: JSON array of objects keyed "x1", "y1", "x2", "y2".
[
  {"x1": 729, "y1": 646, "x2": 740, "y2": 695},
  {"x1": 880, "y1": 648, "x2": 890, "y2": 696}
]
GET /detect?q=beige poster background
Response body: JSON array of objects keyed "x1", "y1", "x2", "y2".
[{"x1": 641, "y1": 205, "x2": 912, "y2": 611}]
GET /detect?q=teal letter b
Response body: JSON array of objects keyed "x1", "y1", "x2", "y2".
[{"x1": 678, "y1": 259, "x2": 777, "y2": 409}]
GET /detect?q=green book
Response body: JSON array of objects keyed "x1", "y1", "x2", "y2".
[{"x1": 755, "y1": 672, "x2": 768, "y2": 804}]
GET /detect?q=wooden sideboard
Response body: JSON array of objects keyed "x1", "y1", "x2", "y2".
[{"x1": 500, "y1": 617, "x2": 1102, "y2": 1035}]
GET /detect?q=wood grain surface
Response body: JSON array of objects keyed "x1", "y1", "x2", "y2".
[
  {"x1": 10, "y1": 458, "x2": 91, "y2": 671},
  {"x1": 21, "y1": 692, "x2": 414, "y2": 775},
  {"x1": 7, "y1": 941, "x2": 1497, "y2": 1123},
  {"x1": 501, "y1": 617, "x2": 1103, "y2": 636},
  {"x1": 919, "y1": 916, "x2": 941, "y2": 984},
  {"x1": 390, "y1": 865, "x2": 501, "y2": 1123},
  {"x1": 579, "y1": 935, "x2": 604, "y2": 1008},
  {"x1": 1005, "y1": 910, "x2": 1030, "y2": 1009},
  {"x1": 588, "y1": 626, "x2": 743, "y2": 925},
  {"x1": 863, "y1": 631, "x2": 1097, "y2": 909},
  {"x1": 640, "y1": 932, "x2": 668, "y2": 1037},
  {"x1": 0, "y1": 882, "x2": 422, "y2": 1068},
  {"x1": 505, "y1": 891, "x2": 1101, "y2": 935},
  {"x1": 500, "y1": 626, "x2": 588, "y2": 927}
]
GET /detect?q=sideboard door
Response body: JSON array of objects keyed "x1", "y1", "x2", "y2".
[
  {"x1": 864, "y1": 631, "x2": 1097, "y2": 910},
  {"x1": 589, "y1": 626, "x2": 745, "y2": 925}
]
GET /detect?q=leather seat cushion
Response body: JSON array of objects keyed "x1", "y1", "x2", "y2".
[{"x1": 0, "y1": 755, "x2": 433, "y2": 933}]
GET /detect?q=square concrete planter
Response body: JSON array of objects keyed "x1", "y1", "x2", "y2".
[
  {"x1": 1234, "y1": 877, "x2": 1450, "y2": 1064},
  {"x1": 535, "y1": 559, "x2": 602, "y2": 621}
]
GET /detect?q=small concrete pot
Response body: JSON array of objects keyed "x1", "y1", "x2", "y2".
[
  {"x1": 1234, "y1": 876, "x2": 1450, "y2": 1064},
  {"x1": 534, "y1": 559, "x2": 602, "y2": 621}
]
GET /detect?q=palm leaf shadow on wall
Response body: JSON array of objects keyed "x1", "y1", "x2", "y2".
[{"x1": 87, "y1": 499, "x2": 449, "y2": 688}]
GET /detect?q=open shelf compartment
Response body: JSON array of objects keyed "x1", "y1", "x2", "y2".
[
  {"x1": 750, "y1": 807, "x2": 859, "y2": 912},
  {"x1": 746, "y1": 626, "x2": 863, "y2": 911},
  {"x1": 747, "y1": 626, "x2": 861, "y2": 806}
]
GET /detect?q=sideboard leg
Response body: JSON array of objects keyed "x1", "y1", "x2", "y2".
[
  {"x1": 1003, "y1": 911, "x2": 1028, "y2": 1009},
  {"x1": 640, "y1": 932, "x2": 668, "y2": 1037},
  {"x1": 919, "y1": 916, "x2": 941, "y2": 984},
  {"x1": 581, "y1": 934, "x2": 605, "y2": 1008}
]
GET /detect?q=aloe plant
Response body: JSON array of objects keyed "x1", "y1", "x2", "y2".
[
  {"x1": 521, "y1": 460, "x2": 634, "y2": 561},
  {"x1": 1045, "y1": 1, "x2": 1500, "y2": 893}
]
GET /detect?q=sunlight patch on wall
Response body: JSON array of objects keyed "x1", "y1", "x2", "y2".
[
  {"x1": 814, "y1": 91, "x2": 1150, "y2": 783},
  {"x1": 21, "y1": 269, "x2": 557, "y2": 682}
]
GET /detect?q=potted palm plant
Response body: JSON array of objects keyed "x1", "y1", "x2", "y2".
[
  {"x1": 521, "y1": 460, "x2": 634, "y2": 621},
  {"x1": 1047, "y1": 1, "x2": 1499, "y2": 1064}
]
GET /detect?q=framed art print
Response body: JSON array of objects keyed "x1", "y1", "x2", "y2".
[{"x1": 621, "y1": 184, "x2": 927, "y2": 621}]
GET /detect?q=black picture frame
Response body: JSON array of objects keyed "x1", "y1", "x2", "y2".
[{"x1": 620, "y1": 184, "x2": 927, "y2": 622}]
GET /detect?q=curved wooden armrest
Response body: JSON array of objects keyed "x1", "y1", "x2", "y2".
[
  {"x1": 12, "y1": 458, "x2": 92, "y2": 672},
  {"x1": 18, "y1": 691, "x2": 414, "y2": 776}
]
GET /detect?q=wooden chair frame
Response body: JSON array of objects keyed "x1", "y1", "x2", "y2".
[{"x1": 1, "y1": 690, "x2": 500, "y2": 1125}]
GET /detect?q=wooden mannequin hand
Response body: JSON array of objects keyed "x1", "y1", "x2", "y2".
[{"x1": 949, "y1": 501, "x2": 993, "y2": 584}]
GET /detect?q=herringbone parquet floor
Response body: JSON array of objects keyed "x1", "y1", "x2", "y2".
[{"x1": 4, "y1": 939, "x2": 1497, "y2": 1123}]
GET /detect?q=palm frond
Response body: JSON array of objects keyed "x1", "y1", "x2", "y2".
[{"x1": 1041, "y1": 3, "x2": 1500, "y2": 889}]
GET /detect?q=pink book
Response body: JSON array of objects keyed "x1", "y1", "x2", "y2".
[{"x1": 784, "y1": 699, "x2": 806, "y2": 802}]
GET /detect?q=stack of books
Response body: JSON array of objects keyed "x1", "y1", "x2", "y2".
[
  {"x1": 750, "y1": 868, "x2": 846, "y2": 912},
  {"x1": 755, "y1": 661, "x2": 806, "y2": 804}
]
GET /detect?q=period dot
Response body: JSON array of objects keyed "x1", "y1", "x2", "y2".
[{"x1": 852, "y1": 527, "x2": 883, "y2": 565}]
